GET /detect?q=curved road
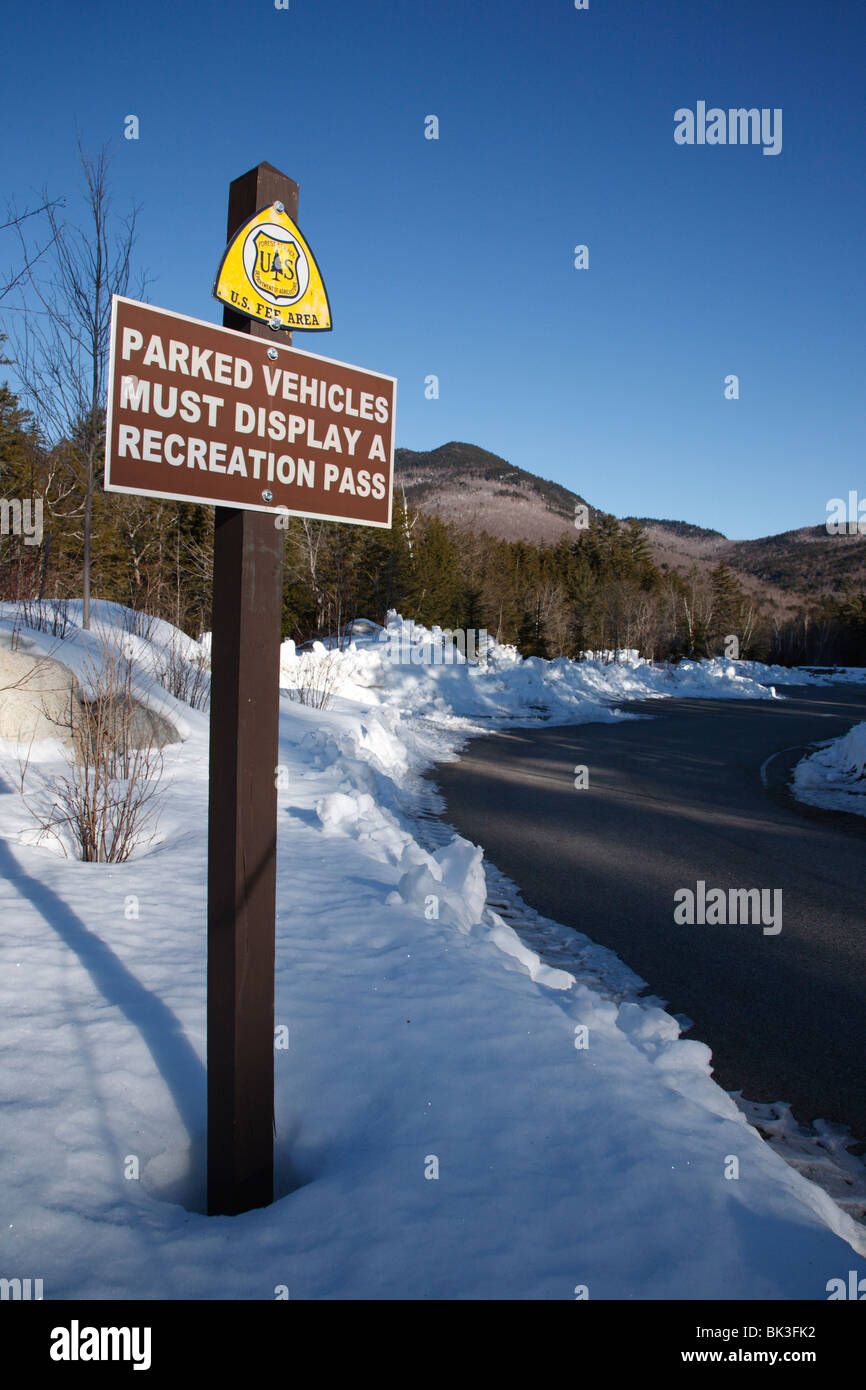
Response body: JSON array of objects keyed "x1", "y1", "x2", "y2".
[{"x1": 433, "y1": 684, "x2": 866, "y2": 1147}]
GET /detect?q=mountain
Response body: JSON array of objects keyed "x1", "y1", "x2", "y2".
[
  {"x1": 631, "y1": 519, "x2": 866, "y2": 606},
  {"x1": 395, "y1": 443, "x2": 866, "y2": 610},
  {"x1": 724, "y1": 526, "x2": 866, "y2": 596},
  {"x1": 633, "y1": 518, "x2": 726, "y2": 543},
  {"x1": 394, "y1": 442, "x2": 595, "y2": 546}
]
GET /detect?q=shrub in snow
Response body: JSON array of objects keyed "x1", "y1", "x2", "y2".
[
  {"x1": 157, "y1": 638, "x2": 211, "y2": 711},
  {"x1": 284, "y1": 648, "x2": 343, "y2": 709},
  {"x1": 23, "y1": 635, "x2": 167, "y2": 863},
  {"x1": 11, "y1": 597, "x2": 71, "y2": 642}
]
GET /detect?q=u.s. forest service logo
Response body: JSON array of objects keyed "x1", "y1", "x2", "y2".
[
  {"x1": 251, "y1": 230, "x2": 300, "y2": 298},
  {"x1": 213, "y1": 203, "x2": 332, "y2": 331}
]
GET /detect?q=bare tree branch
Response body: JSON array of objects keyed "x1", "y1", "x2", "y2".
[
  {"x1": 6, "y1": 141, "x2": 151, "y2": 628},
  {"x1": 0, "y1": 196, "x2": 64, "y2": 302}
]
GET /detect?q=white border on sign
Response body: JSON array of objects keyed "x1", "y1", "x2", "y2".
[{"x1": 104, "y1": 295, "x2": 397, "y2": 529}]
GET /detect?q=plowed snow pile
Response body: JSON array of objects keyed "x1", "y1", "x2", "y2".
[{"x1": 0, "y1": 602, "x2": 864, "y2": 1299}]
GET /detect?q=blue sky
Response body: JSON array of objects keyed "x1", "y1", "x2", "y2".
[{"x1": 1, "y1": 0, "x2": 863, "y2": 539}]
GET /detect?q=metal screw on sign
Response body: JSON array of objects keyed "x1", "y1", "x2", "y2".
[
  {"x1": 267, "y1": 348, "x2": 278, "y2": 360},
  {"x1": 274, "y1": 202, "x2": 285, "y2": 214},
  {"x1": 261, "y1": 490, "x2": 273, "y2": 503}
]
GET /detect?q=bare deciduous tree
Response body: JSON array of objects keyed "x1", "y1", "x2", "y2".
[
  {"x1": 8, "y1": 140, "x2": 149, "y2": 629},
  {"x1": 680, "y1": 567, "x2": 715, "y2": 658}
]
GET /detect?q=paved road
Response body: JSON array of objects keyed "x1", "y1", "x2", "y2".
[{"x1": 433, "y1": 684, "x2": 866, "y2": 1146}]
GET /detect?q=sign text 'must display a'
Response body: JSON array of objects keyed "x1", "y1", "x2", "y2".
[{"x1": 104, "y1": 296, "x2": 396, "y2": 526}]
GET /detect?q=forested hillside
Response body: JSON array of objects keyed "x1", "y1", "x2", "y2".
[{"x1": 1, "y1": 376, "x2": 864, "y2": 666}]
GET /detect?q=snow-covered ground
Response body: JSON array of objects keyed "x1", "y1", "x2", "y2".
[
  {"x1": 1, "y1": 603, "x2": 865, "y2": 1300},
  {"x1": 792, "y1": 721, "x2": 866, "y2": 817}
]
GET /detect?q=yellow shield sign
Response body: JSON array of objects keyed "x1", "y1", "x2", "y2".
[{"x1": 213, "y1": 203, "x2": 332, "y2": 331}]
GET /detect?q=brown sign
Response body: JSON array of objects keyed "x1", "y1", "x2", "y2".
[{"x1": 104, "y1": 296, "x2": 396, "y2": 526}]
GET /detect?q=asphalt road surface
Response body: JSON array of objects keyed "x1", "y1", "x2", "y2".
[{"x1": 433, "y1": 684, "x2": 866, "y2": 1147}]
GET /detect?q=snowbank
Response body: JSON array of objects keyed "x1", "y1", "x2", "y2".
[
  {"x1": 792, "y1": 722, "x2": 866, "y2": 816},
  {"x1": 0, "y1": 603, "x2": 864, "y2": 1299},
  {"x1": 0, "y1": 600, "x2": 201, "y2": 745},
  {"x1": 274, "y1": 612, "x2": 802, "y2": 732}
]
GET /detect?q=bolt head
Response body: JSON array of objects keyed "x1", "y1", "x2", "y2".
[
  {"x1": 274, "y1": 202, "x2": 285, "y2": 214},
  {"x1": 262, "y1": 489, "x2": 274, "y2": 503},
  {"x1": 267, "y1": 347, "x2": 278, "y2": 360}
]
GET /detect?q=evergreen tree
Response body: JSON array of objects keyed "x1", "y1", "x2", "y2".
[
  {"x1": 710, "y1": 562, "x2": 745, "y2": 652},
  {"x1": 0, "y1": 368, "x2": 48, "y2": 599},
  {"x1": 408, "y1": 516, "x2": 460, "y2": 627}
]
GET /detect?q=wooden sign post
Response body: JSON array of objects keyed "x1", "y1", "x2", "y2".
[
  {"x1": 103, "y1": 162, "x2": 396, "y2": 1218},
  {"x1": 207, "y1": 164, "x2": 295, "y2": 1215}
]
